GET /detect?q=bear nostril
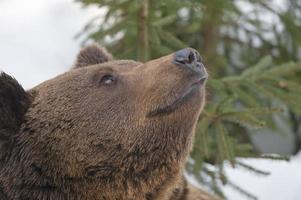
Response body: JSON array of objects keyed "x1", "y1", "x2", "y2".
[
  {"x1": 188, "y1": 51, "x2": 195, "y2": 64},
  {"x1": 174, "y1": 48, "x2": 196, "y2": 65},
  {"x1": 173, "y1": 48, "x2": 204, "y2": 75}
]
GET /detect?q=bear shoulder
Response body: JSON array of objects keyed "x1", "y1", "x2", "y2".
[{"x1": 185, "y1": 183, "x2": 221, "y2": 200}]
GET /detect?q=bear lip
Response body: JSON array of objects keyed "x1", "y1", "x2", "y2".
[{"x1": 147, "y1": 76, "x2": 207, "y2": 117}]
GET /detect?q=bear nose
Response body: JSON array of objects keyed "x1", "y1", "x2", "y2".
[{"x1": 173, "y1": 48, "x2": 206, "y2": 77}]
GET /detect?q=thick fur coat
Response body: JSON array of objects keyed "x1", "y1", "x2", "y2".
[{"x1": 0, "y1": 45, "x2": 219, "y2": 200}]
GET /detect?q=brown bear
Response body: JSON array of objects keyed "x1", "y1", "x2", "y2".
[{"x1": 0, "y1": 45, "x2": 220, "y2": 200}]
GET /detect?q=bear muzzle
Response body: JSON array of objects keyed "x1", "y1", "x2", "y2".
[{"x1": 173, "y1": 47, "x2": 208, "y2": 84}]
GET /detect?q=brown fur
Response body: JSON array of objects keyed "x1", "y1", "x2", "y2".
[
  {"x1": 74, "y1": 44, "x2": 113, "y2": 68},
  {"x1": 0, "y1": 45, "x2": 220, "y2": 200}
]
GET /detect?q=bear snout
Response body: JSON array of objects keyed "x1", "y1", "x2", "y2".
[{"x1": 173, "y1": 48, "x2": 208, "y2": 81}]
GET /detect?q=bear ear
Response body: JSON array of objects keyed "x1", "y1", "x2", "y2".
[
  {"x1": 0, "y1": 72, "x2": 31, "y2": 160},
  {"x1": 74, "y1": 44, "x2": 113, "y2": 68}
]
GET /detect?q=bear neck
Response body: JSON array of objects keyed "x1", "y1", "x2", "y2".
[
  {"x1": 0, "y1": 120, "x2": 197, "y2": 200},
  {"x1": 0, "y1": 148, "x2": 190, "y2": 200}
]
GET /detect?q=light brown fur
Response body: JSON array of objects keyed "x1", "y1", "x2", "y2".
[{"x1": 0, "y1": 45, "x2": 220, "y2": 200}]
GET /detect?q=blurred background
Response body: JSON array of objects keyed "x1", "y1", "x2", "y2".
[{"x1": 0, "y1": 0, "x2": 301, "y2": 199}]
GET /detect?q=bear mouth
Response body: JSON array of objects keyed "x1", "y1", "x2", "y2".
[{"x1": 148, "y1": 76, "x2": 207, "y2": 117}]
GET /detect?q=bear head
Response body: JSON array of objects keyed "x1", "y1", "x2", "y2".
[{"x1": 0, "y1": 45, "x2": 208, "y2": 199}]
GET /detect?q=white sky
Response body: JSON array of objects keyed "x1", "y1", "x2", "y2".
[
  {"x1": 0, "y1": 1, "x2": 300, "y2": 200},
  {"x1": 0, "y1": 0, "x2": 102, "y2": 88}
]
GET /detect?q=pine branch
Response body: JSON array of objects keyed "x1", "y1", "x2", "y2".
[
  {"x1": 236, "y1": 161, "x2": 270, "y2": 176},
  {"x1": 227, "y1": 180, "x2": 258, "y2": 200}
]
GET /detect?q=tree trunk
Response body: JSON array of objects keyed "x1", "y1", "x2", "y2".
[
  {"x1": 137, "y1": 0, "x2": 149, "y2": 62},
  {"x1": 201, "y1": 1, "x2": 222, "y2": 69}
]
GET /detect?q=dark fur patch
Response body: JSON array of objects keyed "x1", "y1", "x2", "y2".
[
  {"x1": 0, "y1": 72, "x2": 31, "y2": 160},
  {"x1": 0, "y1": 186, "x2": 8, "y2": 200},
  {"x1": 74, "y1": 44, "x2": 113, "y2": 68}
]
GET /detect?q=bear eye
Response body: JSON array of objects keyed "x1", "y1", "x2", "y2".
[{"x1": 100, "y1": 74, "x2": 116, "y2": 85}]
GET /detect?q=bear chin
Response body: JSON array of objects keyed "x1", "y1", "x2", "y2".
[{"x1": 148, "y1": 83, "x2": 204, "y2": 117}]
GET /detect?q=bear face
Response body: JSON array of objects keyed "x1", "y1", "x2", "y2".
[{"x1": 0, "y1": 45, "x2": 209, "y2": 200}]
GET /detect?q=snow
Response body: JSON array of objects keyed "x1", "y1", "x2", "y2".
[
  {"x1": 222, "y1": 152, "x2": 301, "y2": 200},
  {"x1": 186, "y1": 153, "x2": 301, "y2": 200}
]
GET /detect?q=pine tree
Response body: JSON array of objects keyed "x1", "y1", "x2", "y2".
[{"x1": 76, "y1": 0, "x2": 301, "y2": 199}]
